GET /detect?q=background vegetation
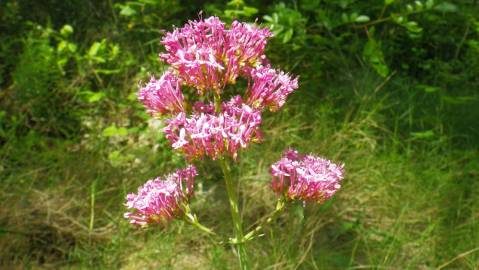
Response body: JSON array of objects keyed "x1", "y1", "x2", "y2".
[{"x1": 1, "y1": 0, "x2": 478, "y2": 269}]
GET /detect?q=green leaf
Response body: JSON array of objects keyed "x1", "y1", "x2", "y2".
[
  {"x1": 363, "y1": 36, "x2": 390, "y2": 77},
  {"x1": 57, "y1": 58, "x2": 68, "y2": 70},
  {"x1": 441, "y1": 96, "x2": 476, "y2": 104},
  {"x1": 273, "y1": 12, "x2": 280, "y2": 23},
  {"x1": 109, "y1": 44, "x2": 120, "y2": 59},
  {"x1": 57, "y1": 40, "x2": 67, "y2": 52},
  {"x1": 87, "y1": 92, "x2": 105, "y2": 103},
  {"x1": 416, "y1": 85, "x2": 441, "y2": 93},
  {"x1": 60, "y1": 25, "x2": 74, "y2": 37},
  {"x1": 67, "y1": 43, "x2": 77, "y2": 53},
  {"x1": 120, "y1": 5, "x2": 136, "y2": 17},
  {"x1": 88, "y1": 42, "x2": 101, "y2": 57},
  {"x1": 95, "y1": 69, "x2": 121, "y2": 75},
  {"x1": 117, "y1": 127, "x2": 128, "y2": 136},
  {"x1": 102, "y1": 125, "x2": 128, "y2": 137},
  {"x1": 58, "y1": 41, "x2": 77, "y2": 54},
  {"x1": 338, "y1": 0, "x2": 351, "y2": 9},
  {"x1": 349, "y1": 12, "x2": 359, "y2": 22},
  {"x1": 434, "y1": 2, "x2": 457, "y2": 13},
  {"x1": 127, "y1": 92, "x2": 138, "y2": 101},
  {"x1": 283, "y1": 28, "x2": 294, "y2": 43},
  {"x1": 263, "y1": 15, "x2": 273, "y2": 22},
  {"x1": 391, "y1": 14, "x2": 405, "y2": 24},
  {"x1": 243, "y1": 6, "x2": 258, "y2": 16},
  {"x1": 102, "y1": 125, "x2": 118, "y2": 137},
  {"x1": 226, "y1": 0, "x2": 244, "y2": 7},
  {"x1": 405, "y1": 21, "x2": 423, "y2": 33},
  {"x1": 385, "y1": 0, "x2": 395, "y2": 5},
  {"x1": 425, "y1": 0, "x2": 435, "y2": 9},
  {"x1": 410, "y1": 130, "x2": 435, "y2": 140},
  {"x1": 415, "y1": 1, "x2": 423, "y2": 9},
  {"x1": 355, "y1": 15, "x2": 370, "y2": 23}
]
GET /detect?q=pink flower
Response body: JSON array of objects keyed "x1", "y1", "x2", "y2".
[
  {"x1": 247, "y1": 66, "x2": 299, "y2": 111},
  {"x1": 159, "y1": 16, "x2": 272, "y2": 94},
  {"x1": 193, "y1": 101, "x2": 215, "y2": 114},
  {"x1": 163, "y1": 96, "x2": 262, "y2": 160},
  {"x1": 160, "y1": 17, "x2": 226, "y2": 93},
  {"x1": 227, "y1": 21, "x2": 272, "y2": 71},
  {"x1": 124, "y1": 165, "x2": 197, "y2": 226},
  {"x1": 271, "y1": 149, "x2": 344, "y2": 203},
  {"x1": 138, "y1": 71, "x2": 184, "y2": 116}
]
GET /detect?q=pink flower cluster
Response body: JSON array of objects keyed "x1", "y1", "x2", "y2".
[
  {"x1": 127, "y1": 17, "x2": 344, "y2": 228},
  {"x1": 271, "y1": 149, "x2": 344, "y2": 203},
  {"x1": 138, "y1": 71, "x2": 184, "y2": 116},
  {"x1": 164, "y1": 96, "x2": 262, "y2": 160},
  {"x1": 247, "y1": 66, "x2": 299, "y2": 111},
  {"x1": 160, "y1": 16, "x2": 272, "y2": 93},
  {"x1": 137, "y1": 16, "x2": 299, "y2": 160},
  {"x1": 124, "y1": 165, "x2": 197, "y2": 226}
]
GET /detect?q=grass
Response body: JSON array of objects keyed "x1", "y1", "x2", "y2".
[{"x1": 1, "y1": 67, "x2": 478, "y2": 269}]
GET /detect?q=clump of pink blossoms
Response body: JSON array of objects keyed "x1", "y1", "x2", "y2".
[
  {"x1": 271, "y1": 149, "x2": 344, "y2": 203},
  {"x1": 160, "y1": 16, "x2": 273, "y2": 93},
  {"x1": 127, "y1": 16, "x2": 345, "y2": 269},
  {"x1": 124, "y1": 165, "x2": 197, "y2": 226},
  {"x1": 163, "y1": 96, "x2": 262, "y2": 160},
  {"x1": 248, "y1": 66, "x2": 299, "y2": 111},
  {"x1": 138, "y1": 71, "x2": 184, "y2": 116},
  {"x1": 137, "y1": 16, "x2": 298, "y2": 161}
]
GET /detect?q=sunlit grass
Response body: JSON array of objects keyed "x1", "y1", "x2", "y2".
[{"x1": 2, "y1": 70, "x2": 478, "y2": 269}]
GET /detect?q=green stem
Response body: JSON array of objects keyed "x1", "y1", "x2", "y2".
[
  {"x1": 219, "y1": 157, "x2": 249, "y2": 270},
  {"x1": 185, "y1": 213, "x2": 216, "y2": 235},
  {"x1": 214, "y1": 93, "x2": 222, "y2": 113},
  {"x1": 183, "y1": 203, "x2": 216, "y2": 236},
  {"x1": 243, "y1": 199, "x2": 285, "y2": 242}
]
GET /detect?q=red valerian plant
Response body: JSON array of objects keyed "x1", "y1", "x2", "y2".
[{"x1": 125, "y1": 16, "x2": 344, "y2": 269}]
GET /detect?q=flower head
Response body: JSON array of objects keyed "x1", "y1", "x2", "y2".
[
  {"x1": 124, "y1": 165, "x2": 197, "y2": 226},
  {"x1": 163, "y1": 96, "x2": 262, "y2": 160},
  {"x1": 138, "y1": 17, "x2": 299, "y2": 162},
  {"x1": 138, "y1": 71, "x2": 184, "y2": 116},
  {"x1": 222, "y1": 21, "x2": 272, "y2": 82},
  {"x1": 159, "y1": 16, "x2": 272, "y2": 94},
  {"x1": 271, "y1": 149, "x2": 344, "y2": 203},
  {"x1": 160, "y1": 17, "x2": 226, "y2": 93},
  {"x1": 247, "y1": 66, "x2": 299, "y2": 111}
]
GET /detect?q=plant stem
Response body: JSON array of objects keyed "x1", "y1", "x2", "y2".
[
  {"x1": 214, "y1": 93, "x2": 222, "y2": 113},
  {"x1": 183, "y1": 203, "x2": 216, "y2": 236},
  {"x1": 243, "y1": 199, "x2": 285, "y2": 242},
  {"x1": 88, "y1": 180, "x2": 96, "y2": 245},
  {"x1": 184, "y1": 213, "x2": 216, "y2": 236},
  {"x1": 219, "y1": 157, "x2": 249, "y2": 270}
]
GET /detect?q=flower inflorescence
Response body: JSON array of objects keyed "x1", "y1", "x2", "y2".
[
  {"x1": 138, "y1": 71, "x2": 185, "y2": 116},
  {"x1": 138, "y1": 16, "x2": 298, "y2": 160},
  {"x1": 159, "y1": 17, "x2": 273, "y2": 93},
  {"x1": 163, "y1": 96, "x2": 262, "y2": 160},
  {"x1": 271, "y1": 149, "x2": 344, "y2": 203},
  {"x1": 124, "y1": 165, "x2": 197, "y2": 226},
  {"x1": 126, "y1": 17, "x2": 344, "y2": 227}
]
